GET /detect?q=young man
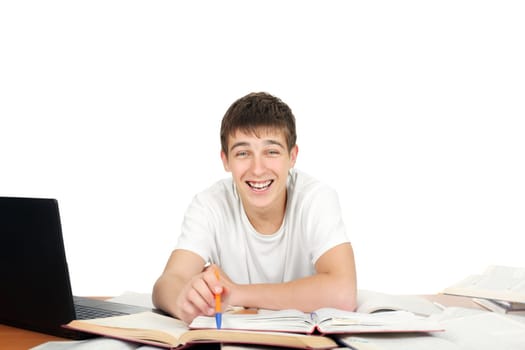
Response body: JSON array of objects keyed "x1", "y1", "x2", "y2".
[{"x1": 153, "y1": 92, "x2": 357, "y2": 324}]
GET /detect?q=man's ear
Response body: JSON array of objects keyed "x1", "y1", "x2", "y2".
[
  {"x1": 220, "y1": 150, "x2": 230, "y2": 172},
  {"x1": 290, "y1": 144, "x2": 299, "y2": 167}
]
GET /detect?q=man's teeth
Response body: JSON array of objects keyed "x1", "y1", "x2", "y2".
[{"x1": 248, "y1": 180, "x2": 273, "y2": 190}]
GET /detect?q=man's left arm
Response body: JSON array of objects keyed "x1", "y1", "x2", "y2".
[{"x1": 224, "y1": 242, "x2": 357, "y2": 312}]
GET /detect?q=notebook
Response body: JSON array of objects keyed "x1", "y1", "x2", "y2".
[{"x1": 0, "y1": 196, "x2": 151, "y2": 339}]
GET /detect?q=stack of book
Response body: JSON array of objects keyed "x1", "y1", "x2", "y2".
[
  {"x1": 472, "y1": 298, "x2": 525, "y2": 315},
  {"x1": 443, "y1": 265, "x2": 525, "y2": 315}
]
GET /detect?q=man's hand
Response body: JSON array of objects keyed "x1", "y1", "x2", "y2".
[
  {"x1": 153, "y1": 250, "x2": 233, "y2": 324},
  {"x1": 174, "y1": 264, "x2": 228, "y2": 323}
]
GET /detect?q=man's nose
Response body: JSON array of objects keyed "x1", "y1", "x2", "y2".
[{"x1": 250, "y1": 155, "x2": 265, "y2": 175}]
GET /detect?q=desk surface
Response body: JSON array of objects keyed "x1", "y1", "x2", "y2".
[
  {"x1": 0, "y1": 323, "x2": 66, "y2": 349},
  {"x1": 0, "y1": 294, "x2": 482, "y2": 350}
]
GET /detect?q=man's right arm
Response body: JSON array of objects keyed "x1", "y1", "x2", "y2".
[{"x1": 152, "y1": 249, "x2": 220, "y2": 323}]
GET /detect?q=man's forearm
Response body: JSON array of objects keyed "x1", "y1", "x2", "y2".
[
  {"x1": 152, "y1": 274, "x2": 185, "y2": 317},
  {"x1": 230, "y1": 272, "x2": 356, "y2": 312}
]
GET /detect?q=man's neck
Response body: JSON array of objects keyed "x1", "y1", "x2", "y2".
[{"x1": 243, "y1": 199, "x2": 286, "y2": 235}]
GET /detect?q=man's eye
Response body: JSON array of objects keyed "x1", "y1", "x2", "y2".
[
  {"x1": 236, "y1": 151, "x2": 249, "y2": 157},
  {"x1": 267, "y1": 150, "x2": 281, "y2": 156}
]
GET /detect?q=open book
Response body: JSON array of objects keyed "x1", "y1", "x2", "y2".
[
  {"x1": 356, "y1": 290, "x2": 443, "y2": 316},
  {"x1": 443, "y1": 265, "x2": 525, "y2": 304},
  {"x1": 189, "y1": 308, "x2": 443, "y2": 334},
  {"x1": 64, "y1": 311, "x2": 338, "y2": 349},
  {"x1": 64, "y1": 291, "x2": 444, "y2": 349}
]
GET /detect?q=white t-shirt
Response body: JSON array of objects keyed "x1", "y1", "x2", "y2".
[{"x1": 175, "y1": 169, "x2": 350, "y2": 284}]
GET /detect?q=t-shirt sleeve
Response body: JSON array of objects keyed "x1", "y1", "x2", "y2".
[
  {"x1": 304, "y1": 186, "x2": 350, "y2": 264},
  {"x1": 175, "y1": 192, "x2": 216, "y2": 263}
]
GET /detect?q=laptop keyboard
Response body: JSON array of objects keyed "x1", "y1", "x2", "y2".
[
  {"x1": 74, "y1": 304, "x2": 128, "y2": 320},
  {"x1": 72, "y1": 296, "x2": 150, "y2": 320}
]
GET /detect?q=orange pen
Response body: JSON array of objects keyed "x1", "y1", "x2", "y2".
[{"x1": 214, "y1": 268, "x2": 222, "y2": 329}]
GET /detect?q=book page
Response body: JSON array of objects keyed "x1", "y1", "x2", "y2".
[
  {"x1": 108, "y1": 291, "x2": 156, "y2": 308},
  {"x1": 189, "y1": 309, "x2": 315, "y2": 333},
  {"x1": 443, "y1": 265, "x2": 525, "y2": 303},
  {"x1": 191, "y1": 307, "x2": 443, "y2": 334},
  {"x1": 431, "y1": 308, "x2": 525, "y2": 349},
  {"x1": 357, "y1": 290, "x2": 442, "y2": 316},
  {"x1": 480, "y1": 266, "x2": 525, "y2": 292},
  {"x1": 314, "y1": 308, "x2": 443, "y2": 334},
  {"x1": 338, "y1": 333, "x2": 461, "y2": 350}
]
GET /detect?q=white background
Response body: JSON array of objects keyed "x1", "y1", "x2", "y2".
[{"x1": 1, "y1": 1, "x2": 524, "y2": 297}]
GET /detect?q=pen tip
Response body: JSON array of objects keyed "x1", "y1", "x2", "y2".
[{"x1": 215, "y1": 313, "x2": 222, "y2": 329}]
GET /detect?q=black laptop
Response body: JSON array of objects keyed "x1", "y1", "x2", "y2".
[{"x1": 0, "y1": 196, "x2": 151, "y2": 338}]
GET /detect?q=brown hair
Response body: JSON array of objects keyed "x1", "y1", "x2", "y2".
[{"x1": 220, "y1": 92, "x2": 297, "y2": 156}]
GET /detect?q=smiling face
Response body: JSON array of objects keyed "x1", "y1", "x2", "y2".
[{"x1": 221, "y1": 128, "x2": 298, "y2": 217}]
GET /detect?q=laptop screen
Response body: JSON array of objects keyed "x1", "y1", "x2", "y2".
[{"x1": 0, "y1": 197, "x2": 77, "y2": 335}]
